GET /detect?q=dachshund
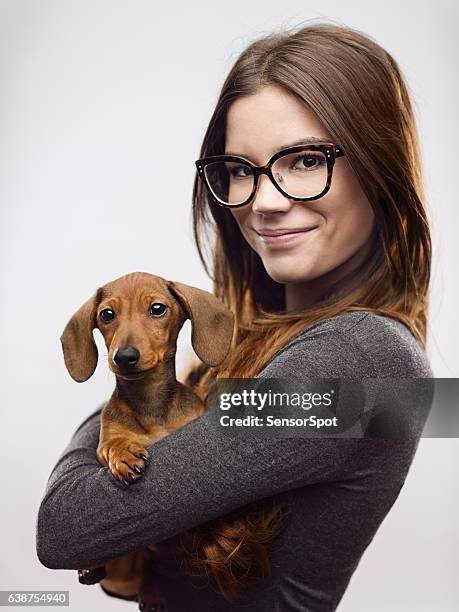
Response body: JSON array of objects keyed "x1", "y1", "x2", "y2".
[{"x1": 60, "y1": 271, "x2": 289, "y2": 610}]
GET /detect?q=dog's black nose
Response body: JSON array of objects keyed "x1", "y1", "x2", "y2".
[{"x1": 114, "y1": 346, "x2": 140, "y2": 369}]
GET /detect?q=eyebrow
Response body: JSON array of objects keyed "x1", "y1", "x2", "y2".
[{"x1": 224, "y1": 137, "x2": 330, "y2": 159}]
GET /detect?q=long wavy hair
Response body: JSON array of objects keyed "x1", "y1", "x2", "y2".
[{"x1": 180, "y1": 20, "x2": 432, "y2": 600}]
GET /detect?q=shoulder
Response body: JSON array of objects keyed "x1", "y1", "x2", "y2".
[{"x1": 258, "y1": 311, "x2": 433, "y2": 379}]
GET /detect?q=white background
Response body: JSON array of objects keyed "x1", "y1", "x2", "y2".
[{"x1": 1, "y1": 1, "x2": 458, "y2": 610}]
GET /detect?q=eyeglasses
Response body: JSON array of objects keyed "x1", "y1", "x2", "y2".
[{"x1": 195, "y1": 143, "x2": 345, "y2": 208}]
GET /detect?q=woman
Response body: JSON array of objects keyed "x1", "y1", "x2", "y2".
[{"x1": 36, "y1": 22, "x2": 434, "y2": 611}]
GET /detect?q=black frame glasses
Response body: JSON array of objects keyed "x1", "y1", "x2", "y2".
[{"x1": 195, "y1": 143, "x2": 345, "y2": 208}]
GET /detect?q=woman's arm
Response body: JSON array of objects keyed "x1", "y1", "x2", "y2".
[{"x1": 35, "y1": 329, "x2": 426, "y2": 570}]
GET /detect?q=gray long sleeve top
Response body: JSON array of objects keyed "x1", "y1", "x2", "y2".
[{"x1": 36, "y1": 311, "x2": 434, "y2": 611}]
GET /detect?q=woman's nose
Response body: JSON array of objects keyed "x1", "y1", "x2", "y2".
[{"x1": 251, "y1": 173, "x2": 292, "y2": 214}]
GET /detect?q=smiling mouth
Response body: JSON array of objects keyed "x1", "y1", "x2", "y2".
[
  {"x1": 256, "y1": 227, "x2": 319, "y2": 245},
  {"x1": 256, "y1": 226, "x2": 318, "y2": 236}
]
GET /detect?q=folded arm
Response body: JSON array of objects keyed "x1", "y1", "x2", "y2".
[{"x1": 36, "y1": 331, "x2": 418, "y2": 570}]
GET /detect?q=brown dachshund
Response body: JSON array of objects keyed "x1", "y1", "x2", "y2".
[{"x1": 60, "y1": 271, "x2": 289, "y2": 609}]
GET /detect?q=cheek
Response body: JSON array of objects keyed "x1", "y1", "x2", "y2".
[
  {"x1": 325, "y1": 165, "x2": 375, "y2": 243},
  {"x1": 326, "y1": 205, "x2": 375, "y2": 255},
  {"x1": 230, "y1": 208, "x2": 244, "y2": 226},
  {"x1": 230, "y1": 210, "x2": 255, "y2": 245}
]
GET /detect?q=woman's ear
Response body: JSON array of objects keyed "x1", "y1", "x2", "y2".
[
  {"x1": 60, "y1": 289, "x2": 102, "y2": 382},
  {"x1": 167, "y1": 281, "x2": 234, "y2": 367}
]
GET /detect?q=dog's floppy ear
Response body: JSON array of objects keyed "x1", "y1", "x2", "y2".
[
  {"x1": 60, "y1": 289, "x2": 102, "y2": 382},
  {"x1": 167, "y1": 281, "x2": 234, "y2": 367}
]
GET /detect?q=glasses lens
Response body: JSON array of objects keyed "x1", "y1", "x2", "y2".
[
  {"x1": 204, "y1": 161, "x2": 254, "y2": 206},
  {"x1": 271, "y1": 149, "x2": 328, "y2": 198}
]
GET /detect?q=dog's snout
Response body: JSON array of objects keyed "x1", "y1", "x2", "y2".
[{"x1": 113, "y1": 346, "x2": 140, "y2": 369}]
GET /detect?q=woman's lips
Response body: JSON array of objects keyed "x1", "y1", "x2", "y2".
[{"x1": 256, "y1": 227, "x2": 318, "y2": 246}]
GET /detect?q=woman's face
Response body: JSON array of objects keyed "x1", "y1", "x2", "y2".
[{"x1": 225, "y1": 84, "x2": 376, "y2": 310}]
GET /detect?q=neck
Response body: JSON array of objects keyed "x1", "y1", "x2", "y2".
[{"x1": 114, "y1": 358, "x2": 178, "y2": 421}]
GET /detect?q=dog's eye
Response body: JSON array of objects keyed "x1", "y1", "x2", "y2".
[
  {"x1": 149, "y1": 303, "x2": 167, "y2": 317},
  {"x1": 99, "y1": 308, "x2": 115, "y2": 323}
]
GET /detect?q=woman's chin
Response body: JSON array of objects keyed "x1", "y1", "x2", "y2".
[{"x1": 263, "y1": 264, "x2": 315, "y2": 285}]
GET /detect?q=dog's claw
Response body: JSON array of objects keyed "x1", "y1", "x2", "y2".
[{"x1": 102, "y1": 441, "x2": 149, "y2": 484}]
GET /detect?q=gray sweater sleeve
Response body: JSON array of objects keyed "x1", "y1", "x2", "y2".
[{"x1": 35, "y1": 318, "x2": 431, "y2": 570}]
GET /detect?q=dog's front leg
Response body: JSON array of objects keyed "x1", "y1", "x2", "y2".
[
  {"x1": 96, "y1": 400, "x2": 170, "y2": 486},
  {"x1": 97, "y1": 421, "x2": 151, "y2": 486}
]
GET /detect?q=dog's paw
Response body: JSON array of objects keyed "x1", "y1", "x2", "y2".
[{"x1": 98, "y1": 439, "x2": 150, "y2": 486}]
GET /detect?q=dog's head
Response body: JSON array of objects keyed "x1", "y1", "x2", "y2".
[{"x1": 60, "y1": 271, "x2": 235, "y2": 382}]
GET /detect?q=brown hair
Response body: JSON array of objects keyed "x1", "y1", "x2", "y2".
[{"x1": 181, "y1": 19, "x2": 432, "y2": 600}]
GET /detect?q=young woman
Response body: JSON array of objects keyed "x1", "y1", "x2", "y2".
[{"x1": 36, "y1": 22, "x2": 434, "y2": 611}]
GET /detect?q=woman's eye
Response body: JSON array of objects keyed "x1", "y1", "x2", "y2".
[
  {"x1": 229, "y1": 165, "x2": 252, "y2": 179},
  {"x1": 293, "y1": 154, "x2": 323, "y2": 171},
  {"x1": 149, "y1": 303, "x2": 167, "y2": 317},
  {"x1": 99, "y1": 308, "x2": 115, "y2": 323}
]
